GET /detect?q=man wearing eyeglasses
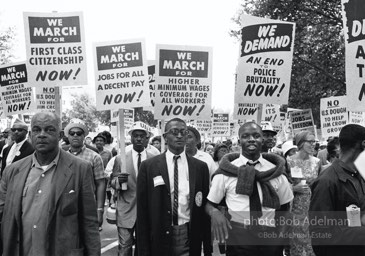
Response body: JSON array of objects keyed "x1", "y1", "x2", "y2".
[
  {"x1": 137, "y1": 118, "x2": 212, "y2": 256},
  {"x1": 1, "y1": 118, "x2": 34, "y2": 177},
  {"x1": 64, "y1": 118, "x2": 105, "y2": 230}
]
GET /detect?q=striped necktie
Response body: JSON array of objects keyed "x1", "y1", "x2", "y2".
[
  {"x1": 173, "y1": 155, "x2": 180, "y2": 225},
  {"x1": 137, "y1": 153, "x2": 141, "y2": 170}
]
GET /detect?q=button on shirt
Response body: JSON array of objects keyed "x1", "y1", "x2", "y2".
[
  {"x1": 208, "y1": 154, "x2": 293, "y2": 227},
  {"x1": 132, "y1": 149, "x2": 147, "y2": 175},
  {"x1": 166, "y1": 150, "x2": 190, "y2": 225},
  {"x1": 22, "y1": 151, "x2": 60, "y2": 256}
]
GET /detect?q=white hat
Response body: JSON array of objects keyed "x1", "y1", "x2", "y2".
[
  {"x1": 12, "y1": 118, "x2": 28, "y2": 130},
  {"x1": 260, "y1": 121, "x2": 277, "y2": 135},
  {"x1": 128, "y1": 121, "x2": 152, "y2": 137},
  {"x1": 282, "y1": 140, "x2": 297, "y2": 156},
  {"x1": 64, "y1": 118, "x2": 89, "y2": 136}
]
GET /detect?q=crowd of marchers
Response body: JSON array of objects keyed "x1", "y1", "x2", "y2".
[{"x1": 0, "y1": 113, "x2": 363, "y2": 256}]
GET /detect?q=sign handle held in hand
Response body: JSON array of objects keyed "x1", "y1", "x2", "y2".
[{"x1": 118, "y1": 108, "x2": 127, "y2": 190}]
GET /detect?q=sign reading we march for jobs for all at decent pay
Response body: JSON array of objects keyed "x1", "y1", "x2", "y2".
[
  {"x1": 154, "y1": 44, "x2": 213, "y2": 120},
  {"x1": 23, "y1": 12, "x2": 87, "y2": 87},
  {"x1": 341, "y1": 0, "x2": 365, "y2": 111},
  {"x1": 94, "y1": 39, "x2": 151, "y2": 111},
  {"x1": 0, "y1": 62, "x2": 36, "y2": 116},
  {"x1": 234, "y1": 15, "x2": 295, "y2": 119}
]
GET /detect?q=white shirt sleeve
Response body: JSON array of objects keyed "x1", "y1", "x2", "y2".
[
  {"x1": 207, "y1": 174, "x2": 226, "y2": 204},
  {"x1": 276, "y1": 175, "x2": 294, "y2": 205},
  {"x1": 104, "y1": 156, "x2": 116, "y2": 177}
]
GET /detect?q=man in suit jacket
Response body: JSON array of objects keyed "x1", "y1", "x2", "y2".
[
  {"x1": 109, "y1": 121, "x2": 158, "y2": 256},
  {"x1": 1, "y1": 118, "x2": 34, "y2": 176},
  {"x1": 0, "y1": 112, "x2": 100, "y2": 256},
  {"x1": 137, "y1": 118, "x2": 212, "y2": 256}
]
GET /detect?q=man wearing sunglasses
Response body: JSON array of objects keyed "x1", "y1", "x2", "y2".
[
  {"x1": 137, "y1": 118, "x2": 212, "y2": 256},
  {"x1": 64, "y1": 118, "x2": 105, "y2": 230},
  {"x1": 1, "y1": 118, "x2": 34, "y2": 176}
]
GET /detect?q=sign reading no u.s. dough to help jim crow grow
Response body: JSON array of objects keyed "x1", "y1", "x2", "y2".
[
  {"x1": 154, "y1": 44, "x2": 213, "y2": 120},
  {"x1": 234, "y1": 15, "x2": 295, "y2": 109},
  {"x1": 93, "y1": 39, "x2": 151, "y2": 111},
  {"x1": 23, "y1": 12, "x2": 87, "y2": 87},
  {"x1": 341, "y1": 0, "x2": 365, "y2": 111},
  {"x1": 0, "y1": 62, "x2": 36, "y2": 116}
]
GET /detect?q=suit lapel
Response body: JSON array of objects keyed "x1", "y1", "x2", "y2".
[
  {"x1": 12, "y1": 157, "x2": 33, "y2": 226},
  {"x1": 187, "y1": 154, "x2": 196, "y2": 212},
  {"x1": 159, "y1": 153, "x2": 170, "y2": 192}
]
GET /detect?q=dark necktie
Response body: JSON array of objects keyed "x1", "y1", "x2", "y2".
[
  {"x1": 137, "y1": 153, "x2": 141, "y2": 171},
  {"x1": 246, "y1": 161, "x2": 262, "y2": 221},
  {"x1": 173, "y1": 155, "x2": 180, "y2": 225}
]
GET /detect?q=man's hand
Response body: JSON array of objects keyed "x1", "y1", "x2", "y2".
[
  {"x1": 210, "y1": 208, "x2": 232, "y2": 243},
  {"x1": 117, "y1": 173, "x2": 129, "y2": 186}
]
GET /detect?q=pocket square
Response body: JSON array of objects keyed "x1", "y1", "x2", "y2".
[
  {"x1": 69, "y1": 190, "x2": 75, "y2": 194},
  {"x1": 153, "y1": 175, "x2": 165, "y2": 187}
]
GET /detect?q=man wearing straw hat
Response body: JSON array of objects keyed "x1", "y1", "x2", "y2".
[
  {"x1": 64, "y1": 118, "x2": 105, "y2": 229},
  {"x1": 109, "y1": 121, "x2": 157, "y2": 256}
]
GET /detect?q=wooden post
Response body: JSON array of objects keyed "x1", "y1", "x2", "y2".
[
  {"x1": 160, "y1": 120, "x2": 165, "y2": 152},
  {"x1": 54, "y1": 86, "x2": 62, "y2": 128},
  {"x1": 118, "y1": 109, "x2": 127, "y2": 190},
  {"x1": 257, "y1": 104, "x2": 263, "y2": 124}
]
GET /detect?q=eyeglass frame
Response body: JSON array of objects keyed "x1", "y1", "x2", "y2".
[
  {"x1": 11, "y1": 128, "x2": 27, "y2": 133},
  {"x1": 69, "y1": 131, "x2": 85, "y2": 136},
  {"x1": 164, "y1": 128, "x2": 189, "y2": 136}
]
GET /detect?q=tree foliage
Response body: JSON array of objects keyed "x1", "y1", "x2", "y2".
[
  {"x1": 134, "y1": 107, "x2": 158, "y2": 127},
  {"x1": 0, "y1": 27, "x2": 16, "y2": 65},
  {"x1": 232, "y1": 0, "x2": 345, "y2": 127},
  {"x1": 62, "y1": 93, "x2": 111, "y2": 131}
]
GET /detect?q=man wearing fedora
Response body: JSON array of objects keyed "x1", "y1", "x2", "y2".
[
  {"x1": 108, "y1": 121, "x2": 158, "y2": 256},
  {"x1": 64, "y1": 118, "x2": 105, "y2": 229},
  {"x1": 1, "y1": 118, "x2": 34, "y2": 177}
]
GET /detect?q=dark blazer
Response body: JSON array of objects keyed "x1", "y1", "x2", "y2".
[
  {"x1": 1, "y1": 140, "x2": 34, "y2": 176},
  {"x1": 0, "y1": 150, "x2": 101, "y2": 256},
  {"x1": 137, "y1": 152, "x2": 212, "y2": 256}
]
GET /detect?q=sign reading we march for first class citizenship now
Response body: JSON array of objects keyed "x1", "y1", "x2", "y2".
[
  {"x1": 154, "y1": 44, "x2": 213, "y2": 120},
  {"x1": 93, "y1": 39, "x2": 151, "y2": 111},
  {"x1": 23, "y1": 12, "x2": 87, "y2": 87},
  {"x1": 234, "y1": 15, "x2": 295, "y2": 114}
]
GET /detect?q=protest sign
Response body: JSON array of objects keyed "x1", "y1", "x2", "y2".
[
  {"x1": 341, "y1": 0, "x2": 365, "y2": 111},
  {"x1": 94, "y1": 39, "x2": 150, "y2": 111},
  {"x1": 234, "y1": 15, "x2": 295, "y2": 109},
  {"x1": 289, "y1": 109, "x2": 315, "y2": 135},
  {"x1": 320, "y1": 96, "x2": 348, "y2": 138},
  {"x1": 262, "y1": 104, "x2": 281, "y2": 130},
  {"x1": 0, "y1": 62, "x2": 36, "y2": 116},
  {"x1": 143, "y1": 60, "x2": 155, "y2": 112},
  {"x1": 194, "y1": 120, "x2": 212, "y2": 137},
  {"x1": 0, "y1": 101, "x2": 4, "y2": 119},
  {"x1": 212, "y1": 113, "x2": 230, "y2": 137},
  {"x1": 233, "y1": 103, "x2": 258, "y2": 120},
  {"x1": 154, "y1": 44, "x2": 213, "y2": 120},
  {"x1": 35, "y1": 86, "x2": 56, "y2": 112},
  {"x1": 23, "y1": 12, "x2": 87, "y2": 87},
  {"x1": 111, "y1": 108, "x2": 134, "y2": 137},
  {"x1": 348, "y1": 111, "x2": 365, "y2": 126}
]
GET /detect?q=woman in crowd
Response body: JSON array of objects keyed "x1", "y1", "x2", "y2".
[
  {"x1": 212, "y1": 143, "x2": 229, "y2": 169},
  {"x1": 151, "y1": 135, "x2": 161, "y2": 152},
  {"x1": 204, "y1": 143, "x2": 214, "y2": 158},
  {"x1": 287, "y1": 131, "x2": 321, "y2": 256}
]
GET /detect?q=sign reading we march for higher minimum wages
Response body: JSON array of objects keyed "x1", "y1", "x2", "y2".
[
  {"x1": 234, "y1": 15, "x2": 295, "y2": 113},
  {"x1": 93, "y1": 39, "x2": 151, "y2": 111},
  {"x1": 23, "y1": 12, "x2": 87, "y2": 87},
  {"x1": 154, "y1": 44, "x2": 213, "y2": 120}
]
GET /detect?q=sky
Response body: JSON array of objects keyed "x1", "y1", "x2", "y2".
[{"x1": 0, "y1": 0, "x2": 243, "y2": 113}]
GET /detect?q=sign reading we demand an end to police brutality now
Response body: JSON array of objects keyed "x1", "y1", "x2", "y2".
[
  {"x1": 341, "y1": 0, "x2": 365, "y2": 111},
  {"x1": 154, "y1": 44, "x2": 213, "y2": 120},
  {"x1": 234, "y1": 15, "x2": 295, "y2": 112},
  {"x1": 93, "y1": 39, "x2": 150, "y2": 111},
  {"x1": 0, "y1": 62, "x2": 36, "y2": 116},
  {"x1": 23, "y1": 12, "x2": 87, "y2": 87}
]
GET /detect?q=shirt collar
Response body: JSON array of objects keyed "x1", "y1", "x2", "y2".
[
  {"x1": 32, "y1": 149, "x2": 61, "y2": 171},
  {"x1": 132, "y1": 148, "x2": 146, "y2": 156},
  {"x1": 69, "y1": 145, "x2": 86, "y2": 155},
  {"x1": 166, "y1": 149, "x2": 187, "y2": 162},
  {"x1": 336, "y1": 159, "x2": 359, "y2": 182},
  {"x1": 13, "y1": 138, "x2": 27, "y2": 147},
  {"x1": 239, "y1": 154, "x2": 262, "y2": 165}
]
